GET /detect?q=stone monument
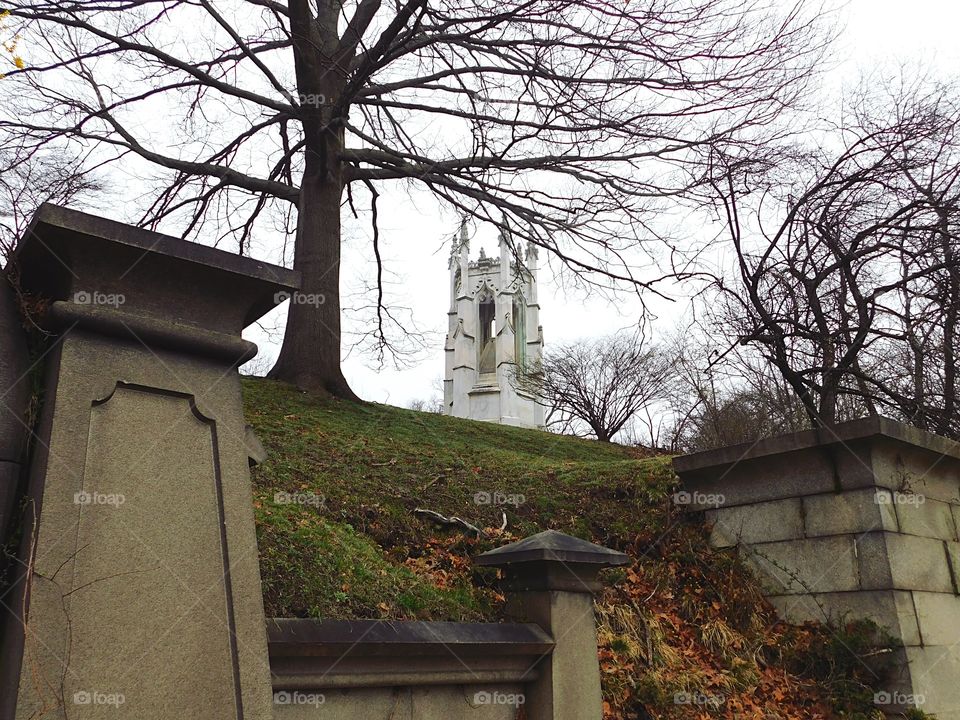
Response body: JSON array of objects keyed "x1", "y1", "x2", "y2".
[
  {"x1": 443, "y1": 223, "x2": 544, "y2": 428},
  {"x1": 0, "y1": 204, "x2": 299, "y2": 720}
]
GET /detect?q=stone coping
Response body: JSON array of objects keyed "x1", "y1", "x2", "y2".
[
  {"x1": 673, "y1": 416, "x2": 960, "y2": 475},
  {"x1": 266, "y1": 619, "x2": 555, "y2": 658},
  {"x1": 15, "y1": 203, "x2": 299, "y2": 326}
]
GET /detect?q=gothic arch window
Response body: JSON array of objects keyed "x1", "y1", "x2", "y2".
[
  {"x1": 512, "y1": 293, "x2": 527, "y2": 365},
  {"x1": 478, "y1": 290, "x2": 496, "y2": 374}
]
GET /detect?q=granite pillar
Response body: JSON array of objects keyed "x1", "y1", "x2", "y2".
[{"x1": 0, "y1": 204, "x2": 299, "y2": 720}]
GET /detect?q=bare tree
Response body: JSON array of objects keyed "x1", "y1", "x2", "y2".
[
  {"x1": 0, "y1": 0, "x2": 830, "y2": 397},
  {"x1": 661, "y1": 333, "x2": 809, "y2": 451},
  {"x1": 407, "y1": 397, "x2": 442, "y2": 414},
  {"x1": 514, "y1": 332, "x2": 673, "y2": 442},
  {"x1": 707, "y1": 75, "x2": 960, "y2": 431}
]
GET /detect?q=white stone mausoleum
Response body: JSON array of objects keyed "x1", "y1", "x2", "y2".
[{"x1": 443, "y1": 224, "x2": 544, "y2": 428}]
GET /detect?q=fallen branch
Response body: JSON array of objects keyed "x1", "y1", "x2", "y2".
[{"x1": 413, "y1": 508, "x2": 485, "y2": 537}]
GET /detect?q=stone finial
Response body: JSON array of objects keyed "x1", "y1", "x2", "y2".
[
  {"x1": 475, "y1": 529, "x2": 629, "y2": 593},
  {"x1": 450, "y1": 220, "x2": 470, "y2": 269},
  {"x1": 452, "y1": 219, "x2": 469, "y2": 252}
]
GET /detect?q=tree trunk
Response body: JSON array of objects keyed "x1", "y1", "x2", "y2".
[
  {"x1": 269, "y1": 170, "x2": 357, "y2": 399},
  {"x1": 816, "y1": 375, "x2": 838, "y2": 428},
  {"x1": 269, "y1": 0, "x2": 358, "y2": 400},
  {"x1": 592, "y1": 423, "x2": 611, "y2": 442}
]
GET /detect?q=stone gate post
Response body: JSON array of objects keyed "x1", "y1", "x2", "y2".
[
  {"x1": 475, "y1": 530, "x2": 630, "y2": 720},
  {"x1": 0, "y1": 204, "x2": 298, "y2": 720}
]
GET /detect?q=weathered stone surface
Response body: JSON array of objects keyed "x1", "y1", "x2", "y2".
[
  {"x1": 0, "y1": 269, "x2": 29, "y2": 464},
  {"x1": 743, "y1": 537, "x2": 859, "y2": 594},
  {"x1": 705, "y1": 498, "x2": 803, "y2": 547},
  {"x1": 475, "y1": 529, "x2": 629, "y2": 568},
  {"x1": 507, "y1": 590, "x2": 602, "y2": 720},
  {"x1": 272, "y1": 685, "x2": 527, "y2": 719},
  {"x1": 266, "y1": 618, "x2": 546, "y2": 719},
  {"x1": 0, "y1": 270, "x2": 29, "y2": 544},
  {"x1": 871, "y1": 441, "x2": 960, "y2": 505},
  {"x1": 905, "y1": 644, "x2": 960, "y2": 719},
  {"x1": 857, "y1": 533, "x2": 958, "y2": 592},
  {"x1": 674, "y1": 421, "x2": 960, "y2": 720},
  {"x1": 912, "y1": 592, "x2": 960, "y2": 646},
  {"x1": 2, "y1": 204, "x2": 299, "y2": 720},
  {"x1": 267, "y1": 619, "x2": 554, "y2": 663},
  {"x1": 767, "y1": 590, "x2": 921, "y2": 647},
  {"x1": 478, "y1": 530, "x2": 626, "y2": 720},
  {"x1": 894, "y1": 497, "x2": 958, "y2": 541},
  {"x1": 803, "y1": 488, "x2": 897, "y2": 537},
  {"x1": 883, "y1": 534, "x2": 955, "y2": 593},
  {"x1": 0, "y1": 461, "x2": 19, "y2": 543},
  {"x1": 854, "y1": 532, "x2": 894, "y2": 590},
  {"x1": 675, "y1": 447, "x2": 842, "y2": 508},
  {"x1": 947, "y1": 542, "x2": 960, "y2": 593}
]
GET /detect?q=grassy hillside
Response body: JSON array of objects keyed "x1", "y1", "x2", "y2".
[{"x1": 243, "y1": 378, "x2": 904, "y2": 720}]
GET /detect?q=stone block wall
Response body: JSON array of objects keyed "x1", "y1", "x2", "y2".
[{"x1": 674, "y1": 418, "x2": 960, "y2": 719}]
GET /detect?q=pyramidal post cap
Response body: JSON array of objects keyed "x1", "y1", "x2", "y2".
[{"x1": 475, "y1": 529, "x2": 630, "y2": 568}]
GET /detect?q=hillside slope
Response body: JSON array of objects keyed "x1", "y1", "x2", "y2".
[{"x1": 243, "y1": 378, "x2": 900, "y2": 720}]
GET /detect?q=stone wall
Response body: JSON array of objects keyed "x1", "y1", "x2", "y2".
[
  {"x1": 267, "y1": 619, "x2": 547, "y2": 719},
  {"x1": 674, "y1": 418, "x2": 960, "y2": 719}
]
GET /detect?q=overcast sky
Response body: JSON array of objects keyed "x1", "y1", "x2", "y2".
[{"x1": 235, "y1": 0, "x2": 960, "y2": 409}]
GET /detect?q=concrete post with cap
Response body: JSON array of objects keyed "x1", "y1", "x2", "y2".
[{"x1": 476, "y1": 529, "x2": 630, "y2": 720}]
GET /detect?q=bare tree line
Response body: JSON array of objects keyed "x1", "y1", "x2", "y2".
[
  {"x1": 510, "y1": 74, "x2": 960, "y2": 449},
  {"x1": 706, "y1": 74, "x2": 960, "y2": 438}
]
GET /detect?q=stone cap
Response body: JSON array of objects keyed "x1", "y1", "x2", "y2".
[
  {"x1": 475, "y1": 529, "x2": 629, "y2": 568},
  {"x1": 266, "y1": 618, "x2": 554, "y2": 658},
  {"x1": 267, "y1": 618, "x2": 554, "y2": 689},
  {"x1": 673, "y1": 416, "x2": 960, "y2": 476},
  {"x1": 15, "y1": 203, "x2": 299, "y2": 330}
]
